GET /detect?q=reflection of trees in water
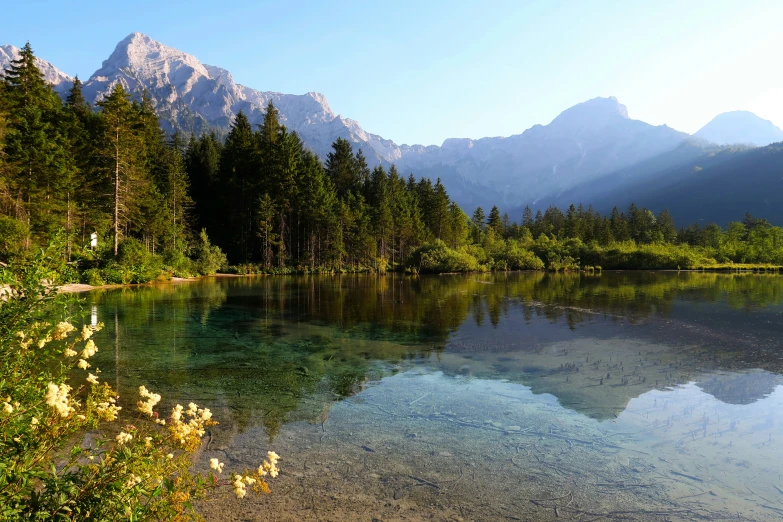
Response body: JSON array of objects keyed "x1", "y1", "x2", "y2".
[{"x1": 87, "y1": 272, "x2": 783, "y2": 438}]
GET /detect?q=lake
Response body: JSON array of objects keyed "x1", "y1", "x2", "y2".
[{"x1": 86, "y1": 272, "x2": 783, "y2": 521}]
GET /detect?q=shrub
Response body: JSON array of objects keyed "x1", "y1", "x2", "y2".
[
  {"x1": 164, "y1": 249, "x2": 194, "y2": 278},
  {"x1": 193, "y1": 230, "x2": 227, "y2": 276},
  {"x1": 0, "y1": 216, "x2": 29, "y2": 262},
  {"x1": 502, "y1": 244, "x2": 545, "y2": 270},
  {"x1": 81, "y1": 268, "x2": 106, "y2": 286},
  {"x1": 0, "y1": 248, "x2": 280, "y2": 520},
  {"x1": 406, "y1": 240, "x2": 483, "y2": 273}
]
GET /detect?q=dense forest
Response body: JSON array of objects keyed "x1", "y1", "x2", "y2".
[{"x1": 1, "y1": 43, "x2": 782, "y2": 283}]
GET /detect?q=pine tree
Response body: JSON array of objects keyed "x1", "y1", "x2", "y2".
[
  {"x1": 2, "y1": 42, "x2": 73, "y2": 246},
  {"x1": 218, "y1": 111, "x2": 256, "y2": 261},
  {"x1": 522, "y1": 205, "x2": 534, "y2": 231},
  {"x1": 431, "y1": 178, "x2": 450, "y2": 240},
  {"x1": 657, "y1": 209, "x2": 677, "y2": 243},
  {"x1": 257, "y1": 192, "x2": 278, "y2": 269},
  {"x1": 487, "y1": 206, "x2": 502, "y2": 235},
  {"x1": 162, "y1": 132, "x2": 192, "y2": 252},
  {"x1": 96, "y1": 83, "x2": 142, "y2": 256}
]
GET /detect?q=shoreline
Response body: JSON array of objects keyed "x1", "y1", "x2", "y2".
[{"x1": 55, "y1": 267, "x2": 783, "y2": 294}]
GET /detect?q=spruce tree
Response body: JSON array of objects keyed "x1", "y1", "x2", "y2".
[
  {"x1": 96, "y1": 83, "x2": 142, "y2": 256},
  {"x1": 326, "y1": 138, "x2": 360, "y2": 198},
  {"x1": 487, "y1": 205, "x2": 502, "y2": 235},
  {"x1": 2, "y1": 42, "x2": 72, "y2": 246}
]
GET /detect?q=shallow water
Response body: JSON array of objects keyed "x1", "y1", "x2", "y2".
[{"x1": 86, "y1": 272, "x2": 783, "y2": 521}]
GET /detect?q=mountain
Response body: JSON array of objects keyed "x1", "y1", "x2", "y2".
[
  {"x1": 2, "y1": 33, "x2": 760, "y2": 219},
  {"x1": 397, "y1": 97, "x2": 690, "y2": 210},
  {"x1": 694, "y1": 111, "x2": 783, "y2": 147},
  {"x1": 77, "y1": 33, "x2": 401, "y2": 168},
  {"x1": 542, "y1": 140, "x2": 783, "y2": 226},
  {"x1": 0, "y1": 44, "x2": 73, "y2": 94}
]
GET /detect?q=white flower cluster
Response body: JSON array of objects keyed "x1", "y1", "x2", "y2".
[
  {"x1": 137, "y1": 386, "x2": 161, "y2": 416},
  {"x1": 2, "y1": 399, "x2": 13, "y2": 414},
  {"x1": 258, "y1": 451, "x2": 280, "y2": 478},
  {"x1": 81, "y1": 325, "x2": 93, "y2": 341},
  {"x1": 45, "y1": 383, "x2": 74, "y2": 417},
  {"x1": 209, "y1": 458, "x2": 224, "y2": 474},
  {"x1": 115, "y1": 431, "x2": 133, "y2": 445},
  {"x1": 232, "y1": 474, "x2": 256, "y2": 498},
  {"x1": 96, "y1": 397, "x2": 122, "y2": 421},
  {"x1": 81, "y1": 339, "x2": 98, "y2": 359},
  {"x1": 124, "y1": 474, "x2": 142, "y2": 488},
  {"x1": 169, "y1": 402, "x2": 213, "y2": 447},
  {"x1": 52, "y1": 321, "x2": 76, "y2": 341}
]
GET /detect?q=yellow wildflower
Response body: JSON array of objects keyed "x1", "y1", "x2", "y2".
[
  {"x1": 2, "y1": 402, "x2": 12, "y2": 414},
  {"x1": 86, "y1": 373, "x2": 99, "y2": 385},
  {"x1": 64, "y1": 348, "x2": 77, "y2": 357},
  {"x1": 77, "y1": 359, "x2": 90, "y2": 370}
]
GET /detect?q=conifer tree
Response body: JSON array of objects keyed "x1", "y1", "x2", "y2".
[
  {"x1": 96, "y1": 83, "x2": 142, "y2": 256},
  {"x1": 326, "y1": 138, "x2": 360, "y2": 198},
  {"x1": 2, "y1": 42, "x2": 72, "y2": 246},
  {"x1": 487, "y1": 205, "x2": 502, "y2": 235},
  {"x1": 218, "y1": 111, "x2": 256, "y2": 261}
]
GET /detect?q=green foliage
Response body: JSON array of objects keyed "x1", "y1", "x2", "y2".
[
  {"x1": 501, "y1": 242, "x2": 545, "y2": 270},
  {"x1": 81, "y1": 268, "x2": 105, "y2": 286},
  {"x1": 0, "y1": 216, "x2": 29, "y2": 262},
  {"x1": 2, "y1": 41, "x2": 783, "y2": 280},
  {"x1": 193, "y1": 229, "x2": 227, "y2": 276},
  {"x1": 163, "y1": 249, "x2": 194, "y2": 278},
  {"x1": 0, "y1": 252, "x2": 280, "y2": 520},
  {"x1": 406, "y1": 240, "x2": 484, "y2": 273}
]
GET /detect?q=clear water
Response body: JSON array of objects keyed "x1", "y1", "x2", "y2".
[{"x1": 85, "y1": 272, "x2": 783, "y2": 521}]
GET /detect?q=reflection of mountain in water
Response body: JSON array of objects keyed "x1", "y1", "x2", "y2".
[
  {"x1": 696, "y1": 370, "x2": 783, "y2": 405},
  {"x1": 85, "y1": 272, "x2": 783, "y2": 436}
]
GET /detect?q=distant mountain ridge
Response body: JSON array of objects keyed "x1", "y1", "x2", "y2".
[
  {"x1": 695, "y1": 111, "x2": 783, "y2": 147},
  {"x1": 2, "y1": 33, "x2": 782, "y2": 222}
]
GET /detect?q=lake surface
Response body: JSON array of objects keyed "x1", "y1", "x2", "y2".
[{"x1": 85, "y1": 272, "x2": 783, "y2": 521}]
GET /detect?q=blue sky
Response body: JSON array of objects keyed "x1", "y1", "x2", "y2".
[{"x1": 5, "y1": 0, "x2": 783, "y2": 146}]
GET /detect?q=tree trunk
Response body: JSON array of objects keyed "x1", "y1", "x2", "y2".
[{"x1": 114, "y1": 129, "x2": 120, "y2": 257}]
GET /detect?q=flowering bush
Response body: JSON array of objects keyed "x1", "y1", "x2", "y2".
[{"x1": 0, "y1": 247, "x2": 279, "y2": 520}]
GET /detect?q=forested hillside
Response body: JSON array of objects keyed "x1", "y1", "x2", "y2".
[{"x1": 2, "y1": 43, "x2": 783, "y2": 282}]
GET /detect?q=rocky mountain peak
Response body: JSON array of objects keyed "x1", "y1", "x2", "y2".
[{"x1": 550, "y1": 96, "x2": 629, "y2": 131}]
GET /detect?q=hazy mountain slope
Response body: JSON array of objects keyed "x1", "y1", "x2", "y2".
[
  {"x1": 397, "y1": 97, "x2": 690, "y2": 210},
  {"x1": 695, "y1": 111, "x2": 783, "y2": 147},
  {"x1": 553, "y1": 142, "x2": 783, "y2": 226}
]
